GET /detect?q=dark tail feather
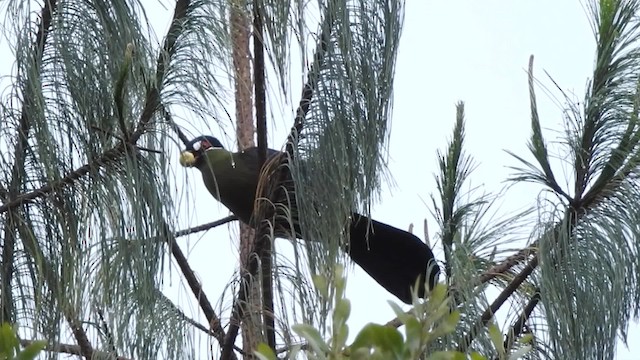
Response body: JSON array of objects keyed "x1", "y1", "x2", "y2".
[{"x1": 346, "y1": 214, "x2": 439, "y2": 304}]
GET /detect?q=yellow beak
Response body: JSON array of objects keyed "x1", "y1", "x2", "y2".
[{"x1": 179, "y1": 151, "x2": 196, "y2": 167}]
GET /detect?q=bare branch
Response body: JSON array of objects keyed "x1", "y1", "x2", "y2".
[
  {"x1": 20, "y1": 339, "x2": 131, "y2": 360},
  {"x1": 166, "y1": 226, "x2": 228, "y2": 347},
  {"x1": 175, "y1": 215, "x2": 237, "y2": 237}
]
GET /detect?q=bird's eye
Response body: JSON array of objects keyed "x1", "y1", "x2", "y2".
[{"x1": 192, "y1": 142, "x2": 201, "y2": 152}]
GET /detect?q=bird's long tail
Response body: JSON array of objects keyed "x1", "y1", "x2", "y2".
[{"x1": 346, "y1": 214, "x2": 439, "y2": 304}]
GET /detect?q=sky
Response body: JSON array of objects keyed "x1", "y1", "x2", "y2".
[{"x1": 1, "y1": 0, "x2": 639, "y2": 358}]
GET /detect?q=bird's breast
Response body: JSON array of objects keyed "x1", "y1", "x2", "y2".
[{"x1": 198, "y1": 152, "x2": 258, "y2": 224}]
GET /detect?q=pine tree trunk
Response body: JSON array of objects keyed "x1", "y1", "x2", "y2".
[{"x1": 230, "y1": 0, "x2": 261, "y2": 356}]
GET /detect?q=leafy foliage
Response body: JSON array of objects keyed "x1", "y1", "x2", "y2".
[
  {"x1": 255, "y1": 269, "x2": 529, "y2": 360},
  {"x1": 0, "y1": 323, "x2": 44, "y2": 360}
]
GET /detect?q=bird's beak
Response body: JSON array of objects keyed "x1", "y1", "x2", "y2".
[{"x1": 179, "y1": 151, "x2": 197, "y2": 167}]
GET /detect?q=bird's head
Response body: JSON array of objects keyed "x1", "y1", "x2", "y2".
[{"x1": 179, "y1": 135, "x2": 225, "y2": 167}]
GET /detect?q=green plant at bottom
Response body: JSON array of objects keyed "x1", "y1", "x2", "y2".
[
  {"x1": 0, "y1": 323, "x2": 45, "y2": 360},
  {"x1": 255, "y1": 266, "x2": 531, "y2": 359}
]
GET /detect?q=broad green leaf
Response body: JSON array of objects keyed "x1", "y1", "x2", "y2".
[
  {"x1": 404, "y1": 317, "x2": 423, "y2": 353},
  {"x1": 0, "y1": 324, "x2": 18, "y2": 358},
  {"x1": 351, "y1": 324, "x2": 404, "y2": 358}
]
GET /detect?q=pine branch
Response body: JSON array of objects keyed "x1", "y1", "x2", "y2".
[
  {"x1": 284, "y1": 2, "x2": 333, "y2": 158},
  {"x1": 1, "y1": 0, "x2": 58, "y2": 324},
  {"x1": 475, "y1": 247, "x2": 535, "y2": 285},
  {"x1": 526, "y1": 55, "x2": 571, "y2": 202},
  {"x1": 457, "y1": 255, "x2": 539, "y2": 352},
  {"x1": 0, "y1": 0, "x2": 191, "y2": 216},
  {"x1": 3, "y1": 2, "x2": 228, "y2": 357},
  {"x1": 66, "y1": 315, "x2": 96, "y2": 359}
]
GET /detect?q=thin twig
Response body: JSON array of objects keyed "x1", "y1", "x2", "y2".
[
  {"x1": 166, "y1": 226, "x2": 228, "y2": 348},
  {"x1": 136, "y1": 146, "x2": 162, "y2": 154},
  {"x1": 89, "y1": 126, "x2": 162, "y2": 155},
  {"x1": 276, "y1": 342, "x2": 309, "y2": 354},
  {"x1": 175, "y1": 215, "x2": 237, "y2": 237},
  {"x1": 162, "y1": 105, "x2": 190, "y2": 147},
  {"x1": 385, "y1": 311, "x2": 410, "y2": 328},
  {"x1": 476, "y1": 247, "x2": 534, "y2": 285}
]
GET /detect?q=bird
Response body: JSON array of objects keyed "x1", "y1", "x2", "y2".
[{"x1": 179, "y1": 135, "x2": 439, "y2": 304}]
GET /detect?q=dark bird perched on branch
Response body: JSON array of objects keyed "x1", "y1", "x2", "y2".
[{"x1": 179, "y1": 135, "x2": 439, "y2": 304}]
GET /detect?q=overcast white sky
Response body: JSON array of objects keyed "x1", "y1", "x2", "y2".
[{"x1": 1, "y1": 0, "x2": 639, "y2": 358}]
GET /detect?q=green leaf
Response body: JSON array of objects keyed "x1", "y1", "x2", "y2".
[
  {"x1": 519, "y1": 334, "x2": 533, "y2": 344},
  {"x1": 440, "y1": 311, "x2": 460, "y2": 333},
  {"x1": 292, "y1": 324, "x2": 330, "y2": 355},
  {"x1": 334, "y1": 298, "x2": 351, "y2": 323},
  {"x1": 254, "y1": 343, "x2": 277, "y2": 360},
  {"x1": 0, "y1": 324, "x2": 18, "y2": 358},
  {"x1": 430, "y1": 284, "x2": 448, "y2": 305},
  {"x1": 312, "y1": 274, "x2": 329, "y2": 300},
  {"x1": 489, "y1": 323, "x2": 506, "y2": 358},
  {"x1": 404, "y1": 317, "x2": 422, "y2": 353},
  {"x1": 351, "y1": 324, "x2": 404, "y2": 358}
]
